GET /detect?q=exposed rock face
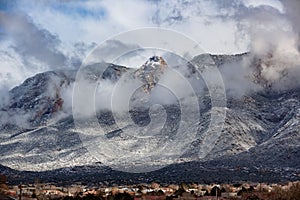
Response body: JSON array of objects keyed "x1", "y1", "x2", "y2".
[{"x1": 134, "y1": 56, "x2": 168, "y2": 93}]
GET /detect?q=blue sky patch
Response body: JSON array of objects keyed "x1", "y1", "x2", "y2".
[{"x1": 50, "y1": 2, "x2": 106, "y2": 19}]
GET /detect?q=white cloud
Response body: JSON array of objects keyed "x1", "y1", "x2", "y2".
[{"x1": 0, "y1": 0, "x2": 298, "y2": 95}]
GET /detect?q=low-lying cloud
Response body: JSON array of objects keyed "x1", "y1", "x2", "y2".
[{"x1": 1, "y1": 0, "x2": 300, "y2": 124}]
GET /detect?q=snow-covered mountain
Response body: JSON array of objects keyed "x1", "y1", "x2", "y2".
[{"x1": 0, "y1": 53, "x2": 299, "y2": 181}]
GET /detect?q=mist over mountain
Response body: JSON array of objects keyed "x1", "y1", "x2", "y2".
[
  {"x1": 1, "y1": 0, "x2": 300, "y2": 184},
  {"x1": 0, "y1": 51, "x2": 299, "y2": 183}
]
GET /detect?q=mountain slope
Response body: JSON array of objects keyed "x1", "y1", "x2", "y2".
[{"x1": 0, "y1": 54, "x2": 299, "y2": 180}]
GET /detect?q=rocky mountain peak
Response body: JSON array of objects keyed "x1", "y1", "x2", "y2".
[
  {"x1": 144, "y1": 56, "x2": 167, "y2": 68},
  {"x1": 134, "y1": 56, "x2": 168, "y2": 93}
]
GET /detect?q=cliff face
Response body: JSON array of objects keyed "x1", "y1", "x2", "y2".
[{"x1": 134, "y1": 56, "x2": 168, "y2": 93}]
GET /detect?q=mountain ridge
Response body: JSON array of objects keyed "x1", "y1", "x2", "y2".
[{"x1": 0, "y1": 52, "x2": 299, "y2": 183}]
